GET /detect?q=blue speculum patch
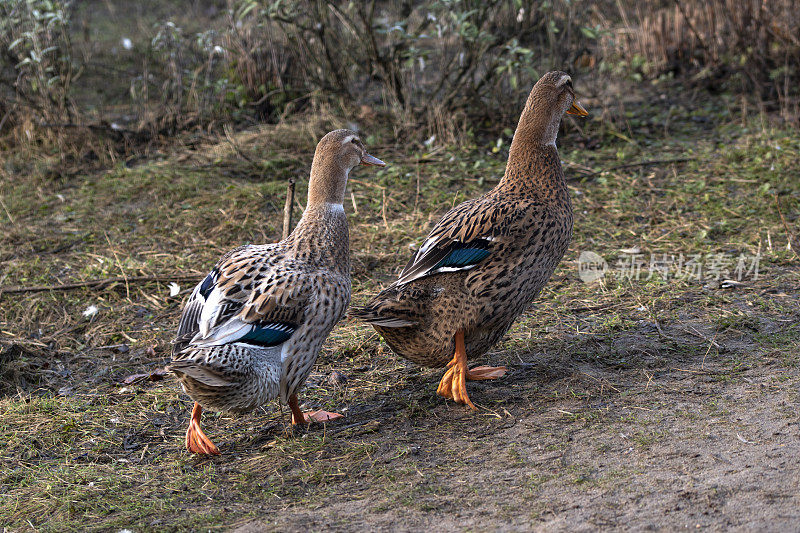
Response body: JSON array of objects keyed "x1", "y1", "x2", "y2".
[
  {"x1": 436, "y1": 248, "x2": 491, "y2": 269},
  {"x1": 239, "y1": 322, "x2": 296, "y2": 347}
]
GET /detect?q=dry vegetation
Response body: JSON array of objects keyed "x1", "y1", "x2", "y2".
[
  {"x1": 1, "y1": 0, "x2": 798, "y2": 157},
  {"x1": 1, "y1": 0, "x2": 799, "y2": 531}
]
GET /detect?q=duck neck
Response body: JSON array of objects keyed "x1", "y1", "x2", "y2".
[
  {"x1": 307, "y1": 159, "x2": 349, "y2": 207},
  {"x1": 287, "y1": 195, "x2": 350, "y2": 271},
  {"x1": 499, "y1": 136, "x2": 566, "y2": 198}
]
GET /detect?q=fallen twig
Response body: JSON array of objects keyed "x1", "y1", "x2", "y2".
[
  {"x1": 567, "y1": 303, "x2": 617, "y2": 313},
  {"x1": 38, "y1": 121, "x2": 139, "y2": 136},
  {"x1": 0, "y1": 274, "x2": 203, "y2": 297}
]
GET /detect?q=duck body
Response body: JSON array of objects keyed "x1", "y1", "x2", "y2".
[
  {"x1": 357, "y1": 148, "x2": 572, "y2": 367},
  {"x1": 167, "y1": 129, "x2": 385, "y2": 454},
  {"x1": 170, "y1": 203, "x2": 351, "y2": 412},
  {"x1": 351, "y1": 71, "x2": 586, "y2": 408}
]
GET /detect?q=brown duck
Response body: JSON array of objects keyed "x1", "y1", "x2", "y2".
[
  {"x1": 350, "y1": 72, "x2": 587, "y2": 409},
  {"x1": 168, "y1": 129, "x2": 385, "y2": 454}
]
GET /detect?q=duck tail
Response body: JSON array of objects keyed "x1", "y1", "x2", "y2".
[{"x1": 167, "y1": 358, "x2": 235, "y2": 387}]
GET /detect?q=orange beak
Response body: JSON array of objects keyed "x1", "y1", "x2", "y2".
[
  {"x1": 361, "y1": 153, "x2": 386, "y2": 166},
  {"x1": 567, "y1": 99, "x2": 588, "y2": 116}
]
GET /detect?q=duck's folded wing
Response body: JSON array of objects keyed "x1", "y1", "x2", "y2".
[
  {"x1": 394, "y1": 199, "x2": 499, "y2": 286},
  {"x1": 173, "y1": 265, "x2": 228, "y2": 353},
  {"x1": 171, "y1": 246, "x2": 311, "y2": 358}
]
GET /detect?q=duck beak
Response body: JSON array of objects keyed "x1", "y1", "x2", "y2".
[
  {"x1": 361, "y1": 153, "x2": 386, "y2": 167},
  {"x1": 567, "y1": 100, "x2": 589, "y2": 116}
]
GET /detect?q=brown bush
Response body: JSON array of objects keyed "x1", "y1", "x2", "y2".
[
  {"x1": 242, "y1": 0, "x2": 605, "y2": 123},
  {"x1": 2, "y1": 0, "x2": 798, "y2": 158},
  {"x1": 611, "y1": 0, "x2": 799, "y2": 121}
]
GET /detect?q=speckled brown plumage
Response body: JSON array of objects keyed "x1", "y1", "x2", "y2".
[
  {"x1": 169, "y1": 207, "x2": 351, "y2": 413},
  {"x1": 351, "y1": 71, "x2": 586, "y2": 404},
  {"x1": 167, "y1": 129, "x2": 385, "y2": 453}
]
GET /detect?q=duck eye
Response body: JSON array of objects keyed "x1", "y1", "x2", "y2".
[{"x1": 566, "y1": 80, "x2": 573, "y2": 89}]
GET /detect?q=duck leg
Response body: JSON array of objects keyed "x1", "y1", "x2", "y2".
[
  {"x1": 436, "y1": 330, "x2": 507, "y2": 410},
  {"x1": 288, "y1": 393, "x2": 343, "y2": 425},
  {"x1": 185, "y1": 402, "x2": 221, "y2": 455}
]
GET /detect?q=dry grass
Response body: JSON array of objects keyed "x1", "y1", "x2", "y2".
[{"x1": 1, "y1": 79, "x2": 799, "y2": 529}]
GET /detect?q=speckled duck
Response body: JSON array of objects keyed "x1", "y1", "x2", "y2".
[
  {"x1": 169, "y1": 129, "x2": 385, "y2": 455},
  {"x1": 350, "y1": 72, "x2": 587, "y2": 409}
]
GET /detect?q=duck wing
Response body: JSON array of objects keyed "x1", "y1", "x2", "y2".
[
  {"x1": 171, "y1": 244, "x2": 312, "y2": 357},
  {"x1": 394, "y1": 197, "x2": 505, "y2": 286}
]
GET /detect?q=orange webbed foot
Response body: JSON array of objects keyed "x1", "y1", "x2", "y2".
[
  {"x1": 437, "y1": 360, "x2": 476, "y2": 410},
  {"x1": 436, "y1": 331, "x2": 507, "y2": 410},
  {"x1": 185, "y1": 402, "x2": 221, "y2": 455},
  {"x1": 289, "y1": 394, "x2": 343, "y2": 425}
]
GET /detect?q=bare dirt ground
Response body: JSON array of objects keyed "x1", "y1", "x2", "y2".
[{"x1": 233, "y1": 288, "x2": 800, "y2": 532}]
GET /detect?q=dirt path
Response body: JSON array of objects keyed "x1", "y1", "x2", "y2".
[{"x1": 229, "y1": 311, "x2": 800, "y2": 532}]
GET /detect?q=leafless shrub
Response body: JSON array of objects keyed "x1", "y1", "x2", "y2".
[
  {"x1": 221, "y1": 10, "x2": 302, "y2": 121},
  {"x1": 241, "y1": 0, "x2": 605, "y2": 124},
  {"x1": 129, "y1": 23, "x2": 230, "y2": 137},
  {"x1": 0, "y1": 0, "x2": 76, "y2": 141}
]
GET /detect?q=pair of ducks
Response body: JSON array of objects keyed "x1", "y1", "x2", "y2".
[{"x1": 168, "y1": 71, "x2": 588, "y2": 454}]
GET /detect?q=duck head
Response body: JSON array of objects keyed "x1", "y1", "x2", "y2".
[
  {"x1": 308, "y1": 129, "x2": 385, "y2": 206},
  {"x1": 512, "y1": 71, "x2": 588, "y2": 149}
]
